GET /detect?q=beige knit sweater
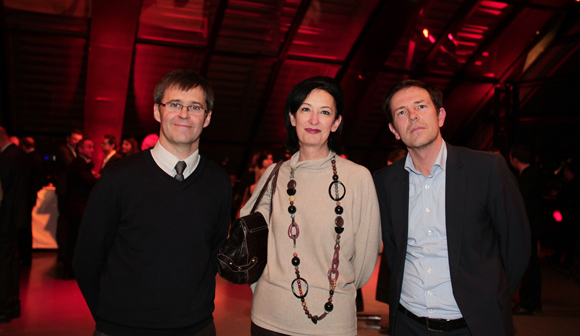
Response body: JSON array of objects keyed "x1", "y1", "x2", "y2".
[{"x1": 240, "y1": 151, "x2": 381, "y2": 336}]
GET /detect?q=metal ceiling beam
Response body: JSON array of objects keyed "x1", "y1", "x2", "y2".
[
  {"x1": 236, "y1": 0, "x2": 313, "y2": 177},
  {"x1": 337, "y1": 0, "x2": 427, "y2": 155},
  {"x1": 199, "y1": 0, "x2": 229, "y2": 77},
  {"x1": 443, "y1": 0, "x2": 531, "y2": 100},
  {"x1": 412, "y1": 0, "x2": 480, "y2": 76}
]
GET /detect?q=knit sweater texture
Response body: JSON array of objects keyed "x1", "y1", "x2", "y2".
[
  {"x1": 73, "y1": 150, "x2": 231, "y2": 336},
  {"x1": 241, "y1": 151, "x2": 381, "y2": 336}
]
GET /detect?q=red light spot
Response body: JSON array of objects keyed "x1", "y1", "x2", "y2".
[
  {"x1": 482, "y1": 51, "x2": 489, "y2": 56},
  {"x1": 553, "y1": 210, "x2": 562, "y2": 222},
  {"x1": 448, "y1": 33, "x2": 453, "y2": 40},
  {"x1": 428, "y1": 35, "x2": 436, "y2": 43},
  {"x1": 475, "y1": 61, "x2": 482, "y2": 66},
  {"x1": 423, "y1": 29, "x2": 429, "y2": 38}
]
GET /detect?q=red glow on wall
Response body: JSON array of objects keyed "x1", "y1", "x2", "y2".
[
  {"x1": 475, "y1": 60, "x2": 482, "y2": 66},
  {"x1": 553, "y1": 210, "x2": 562, "y2": 222}
]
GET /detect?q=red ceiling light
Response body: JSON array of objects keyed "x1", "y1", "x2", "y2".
[
  {"x1": 553, "y1": 210, "x2": 562, "y2": 222},
  {"x1": 423, "y1": 29, "x2": 429, "y2": 38},
  {"x1": 448, "y1": 33, "x2": 454, "y2": 40},
  {"x1": 482, "y1": 51, "x2": 489, "y2": 56},
  {"x1": 475, "y1": 61, "x2": 482, "y2": 66}
]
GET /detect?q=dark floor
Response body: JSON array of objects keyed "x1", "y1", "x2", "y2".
[{"x1": 1, "y1": 251, "x2": 579, "y2": 335}]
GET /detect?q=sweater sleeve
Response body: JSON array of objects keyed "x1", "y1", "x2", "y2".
[
  {"x1": 72, "y1": 171, "x2": 118, "y2": 321},
  {"x1": 352, "y1": 167, "x2": 382, "y2": 289}
]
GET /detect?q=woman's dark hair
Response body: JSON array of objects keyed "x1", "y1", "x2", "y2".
[
  {"x1": 123, "y1": 137, "x2": 140, "y2": 156},
  {"x1": 283, "y1": 76, "x2": 344, "y2": 154},
  {"x1": 256, "y1": 150, "x2": 273, "y2": 169}
]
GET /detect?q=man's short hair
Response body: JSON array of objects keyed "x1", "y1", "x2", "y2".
[
  {"x1": 104, "y1": 135, "x2": 119, "y2": 149},
  {"x1": 77, "y1": 138, "x2": 92, "y2": 149},
  {"x1": 70, "y1": 129, "x2": 83, "y2": 137},
  {"x1": 382, "y1": 79, "x2": 444, "y2": 124},
  {"x1": 153, "y1": 70, "x2": 215, "y2": 111},
  {"x1": 510, "y1": 145, "x2": 531, "y2": 164},
  {"x1": 20, "y1": 137, "x2": 35, "y2": 150}
]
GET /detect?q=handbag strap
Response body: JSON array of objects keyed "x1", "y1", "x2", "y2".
[{"x1": 250, "y1": 160, "x2": 284, "y2": 218}]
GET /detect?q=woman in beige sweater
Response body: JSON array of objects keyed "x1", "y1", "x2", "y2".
[{"x1": 240, "y1": 76, "x2": 381, "y2": 336}]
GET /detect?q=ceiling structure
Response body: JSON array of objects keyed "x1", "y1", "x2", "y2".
[{"x1": 1, "y1": 0, "x2": 579, "y2": 175}]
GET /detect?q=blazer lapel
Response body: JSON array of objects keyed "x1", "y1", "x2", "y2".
[
  {"x1": 391, "y1": 167, "x2": 409, "y2": 249},
  {"x1": 445, "y1": 144, "x2": 466, "y2": 277}
]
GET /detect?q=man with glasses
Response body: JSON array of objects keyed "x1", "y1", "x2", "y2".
[{"x1": 74, "y1": 70, "x2": 231, "y2": 336}]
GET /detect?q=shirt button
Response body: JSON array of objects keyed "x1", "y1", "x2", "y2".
[
  {"x1": 428, "y1": 268, "x2": 432, "y2": 273},
  {"x1": 426, "y1": 248, "x2": 430, "y2": 252},
  {"x1": 425, "y1": 185, "x2": 430, "y2": 189},
  {"x1": 425, "y1": 208, "x2": 430, "y2": 213},
  {"x1": 428, "y1": 291, "x2": 432, "y2": 296},
  {"x1": 428, "y1": 230, "x2": 432, "y2": 235}
]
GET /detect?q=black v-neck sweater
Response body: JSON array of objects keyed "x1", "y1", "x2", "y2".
[{"x1": 73, "y1": 150, "x2": 231, "y2": 335}]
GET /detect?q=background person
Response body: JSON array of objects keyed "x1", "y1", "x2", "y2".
[
  {"x1": 55, "y1": 129, "x2": 82, "y2": 262},
  {"x1": 120, "y1": 137, "x2": 139, "y2": 157},
  {"x1": 241, "y1": 76, "x2": 381, "y2": 336},
  {"x1": 99, "y1": 135, "x2": 122, "y2": 173}
]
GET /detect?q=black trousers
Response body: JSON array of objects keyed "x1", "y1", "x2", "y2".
[
  {"x1": 0, "y1": 236, "x2": 20, "y2": 312},
  {"x1": 393, "y1": 310, "x2": 472, "y2": 336},
  {"x1": 93, "y1": 321, "x2": 216, "y2": 336},
  {"x1": 251, "y1": 322, "x2": 289, "y2": 336},
  {"x1": 519, "y1": 235, "x2": 542, "y2": 310}
]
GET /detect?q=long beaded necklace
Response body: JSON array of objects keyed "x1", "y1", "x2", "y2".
[{"x1": 287, "y1": 156, "x2": 346, "y2": 324}]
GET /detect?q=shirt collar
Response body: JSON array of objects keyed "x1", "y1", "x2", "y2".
[
  {"x1": 150, "y1": 141, "x2": 200, "y2": 178},
  {"x1": 404, "y1": 140, "x2": 447, "y2": 176},
  {"x1": 67, "y1": 143, "x2": 77, "y2": 157}
]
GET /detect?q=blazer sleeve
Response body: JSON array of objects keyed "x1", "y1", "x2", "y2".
[
  {"x1": 373, "y1": 170, "x2": 396, "y2": 270},
  {"x1": 352, "y1": 168, "x2": 382, "y2": 289},
  {"x1": 487, "y1": 154, "x2": 531, "y2": 294}
]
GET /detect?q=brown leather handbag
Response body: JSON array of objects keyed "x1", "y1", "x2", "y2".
[{"x1": 217, "y1": 161, "x2": 283, "y2": 285}]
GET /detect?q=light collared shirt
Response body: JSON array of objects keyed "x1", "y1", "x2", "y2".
[
  {"x1": 67, "y1": 143, "x2": 77, "y2": 158},
  {"x1": 101, "y1": 150, "x2": 117, "y2": 169},
  {"x1": 400, "y1": 140, "x2": 462, "y2": 320},
  {"x1": 150, "y1": 141, "x2": 200, "y2": 180}
]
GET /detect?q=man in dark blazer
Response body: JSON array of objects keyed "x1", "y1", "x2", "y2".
[
  {"x1": 99, "y1": 135, "x2": 122, "y2": 174},
  {"x1": 0, "y1": 127, "x2": 27, "y2": 324},
  {"x1": 18, "y1": 137, "x2": 46, "y2": 266},
  {"x1": 373, "y1": 80, "x2": 530, "y2": 336},
  {"x1": 63, "y1": 138, "x2": 97, "y2": 279},
  {"x1": 55, "y1": 129, "x2": 82, "y2": 261}
]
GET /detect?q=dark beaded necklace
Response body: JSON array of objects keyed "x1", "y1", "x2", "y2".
[{"x1": 287, "y1": 156, "x2": 346, "y2": 325}]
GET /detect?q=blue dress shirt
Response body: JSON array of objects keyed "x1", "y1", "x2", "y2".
[{"x1": 400, "y1": 141, "x2": 463, "y2": 320}]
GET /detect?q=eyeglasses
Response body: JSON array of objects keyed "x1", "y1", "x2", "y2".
[{"x1": 160, "y1": 102, "x2": 207, "y2": 115}]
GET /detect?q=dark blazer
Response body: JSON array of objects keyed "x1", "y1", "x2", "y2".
[
  {"x1": 66, "y1": 157, "x2": 97, "y2": 217},
  {"x1": 0, "y1": 143, "x2": 28, "y2": 234},
  {"x1": 56, "y1": 144, "x2": 76, "y2": 196},
  {"x1": 373, "y1": 143, "x2": 531, "y2": 336},
  {"x1": 100, "y1": 152, "x2": 123, "y2": 174}
]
